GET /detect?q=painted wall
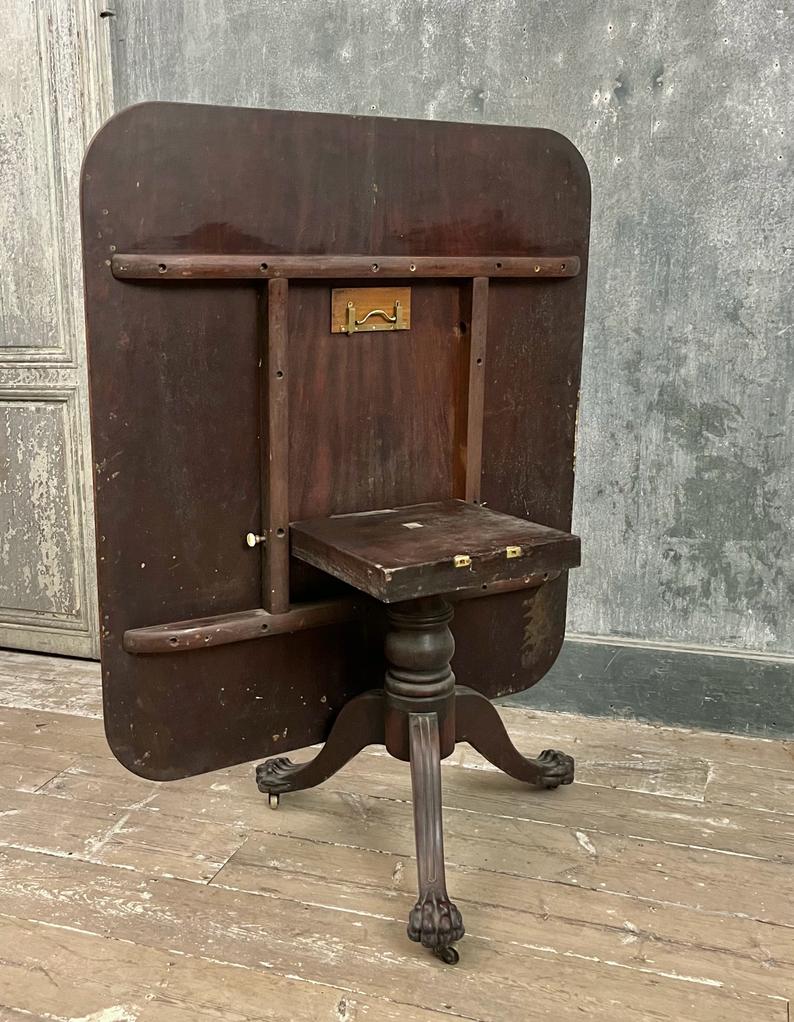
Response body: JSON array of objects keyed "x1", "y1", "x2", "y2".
[{"x1": 107, "y1": 0, "x2": 793, "y2": 657}]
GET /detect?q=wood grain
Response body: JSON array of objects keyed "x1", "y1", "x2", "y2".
[
  {"x1": 291, "y1": 499, "x2": 579, "y2": 602},
  {"x1": 111, "y1": 253, "x2": 581, "y2": 279},
  {"x1": 0, "y1": 916, "x2": 450, "y2": 1022},
  {"x1": 3, "y1": 650, "x2": 794, "y2": 1020},
  {"x1": 263, "y1": 278, "x2": 291, "y2": 614},
  {"x1": 82, "y1": 103, "x2": 591, "y2": 777},
  {"x1": 0, "y1": 653, "x2": 102, "y2": 718},
  {"x1": 122, "y1": 599, "x2": 361, "y2": 653},
  {"x1": 705, "y1": 761, "x2": 794, "y2": 814},
  {"x1": 464, "y1": 277, "x2": 489, "y2": 503},
  {"x1": 0, "y1": 848, "x2": 785, "y2": 1022}
]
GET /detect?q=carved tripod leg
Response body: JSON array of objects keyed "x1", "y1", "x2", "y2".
[
  {"x1": 407, "y1": 712, "x2": 464, "y2": 964},
  {"x1": 455, "y1": 686, "x2": 574, "y2": 789},
  {"x1": 256, "y1": 688, "x2": 384, "y2": 798}
]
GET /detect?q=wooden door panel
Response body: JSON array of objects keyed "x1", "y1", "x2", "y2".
[{"x1": 0, "y1": 1, "x2": 110, "y2": 657}]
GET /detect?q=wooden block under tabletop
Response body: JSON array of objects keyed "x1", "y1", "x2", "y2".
[{"x1": 290, "y1": 499, "x2": 580, "y2": 603}]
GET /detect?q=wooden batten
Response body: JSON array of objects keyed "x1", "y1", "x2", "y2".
[
  {"x1": 263, "y1": 278, "x2": 290, "y2": 614},
  {"x1": 111, "y1": 253, "x2": 581, "y2": 280}
]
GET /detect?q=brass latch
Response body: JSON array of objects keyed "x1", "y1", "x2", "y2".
[
  {"x1": 347, "y1": 300, "x2": 401, "y2": 335},
  {"x1": 332, "y1": 287, "x2": 411, "y2": 335}
]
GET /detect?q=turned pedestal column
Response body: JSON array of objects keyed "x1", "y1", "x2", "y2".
[{"x1": 383, "y1": 597, "x2": 464, "y2": 962}]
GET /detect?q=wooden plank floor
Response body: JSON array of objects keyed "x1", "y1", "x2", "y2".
[{"x1": 0, "y1": 650, "x2": 792, "y2": 1021}]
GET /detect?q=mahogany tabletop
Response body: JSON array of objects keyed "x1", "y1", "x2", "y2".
[{"x1": 81, "y1": 102, "x2": 590, "y2": 779}]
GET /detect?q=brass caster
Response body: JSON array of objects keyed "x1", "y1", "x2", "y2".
[
  {"x1": 268, "y1": 793, "x2": 280, "y2": 810},
  {"x1": 435, "y1": 946, "x2": 460, "y2": 965}
]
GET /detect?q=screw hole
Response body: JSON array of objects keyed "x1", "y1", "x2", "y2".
[
  {"x1": 261, "y1": 623, "x2": 269, "y2": 632},
  {"x1": 275, "y1": 370, "x2": 284, "y2": 379},
  {"x1": 371, "y1": 263, "x2": 379, "y2": 272},
  {"x1": 481, "y1": 583, "x2": 488, "y2": 590},
  {"x1": 276, "y1": 527, "x2": 286, "y2": 538},
  {"x1": 534, "y1": 265, "x2": 541, "y2": 272},
  {"x1": 260, "y1": 262, "x2": 268, "y2": 272},
  {"x1": 561, "y1": 263, "x2": 566, "y2": 270},
  {"x1": 495, "y1": 262, "x2": 502, "y2": 269},
  {"x1": 157, "y1": 263, "x2": 167, "y2": 273},
  {"x1": 476, "y1": 357, "x2": 483, "y2": 366},
  {"x1": 203, "y1": 635, "x2": 210, "y2": 643},
  {"x1": 409, "y1": 263, "x2": 416, "y2": 271},
  {"x1": 168, "y1": 636, "x2": 178, "y2": 645},
  {"x1": 543, "y1": 572, "x2": 549, "y2": 580}
]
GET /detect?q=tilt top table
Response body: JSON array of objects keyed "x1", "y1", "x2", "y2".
[{"x1": 81, "y1": 102, "x2": 590, "y2": 965}]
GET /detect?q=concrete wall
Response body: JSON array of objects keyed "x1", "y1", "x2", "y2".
[{"x1": 107, "y1": 0, "x2": 793, "y2": 658}]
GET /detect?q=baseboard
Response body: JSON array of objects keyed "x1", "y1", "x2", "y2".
[{"x1": 500, "y1": 636, "x2": 794, "y2": 739}]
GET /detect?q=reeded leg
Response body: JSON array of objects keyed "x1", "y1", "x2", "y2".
[
  {"x1": 455, "y1": 686, "x2": 574, "y2": 788},
  {"x1": 407, "y1": 712, "x2": 464, "y2": 964},
  {"x1": 256, "y1": 688, "x2": 384, "y2": 798}
]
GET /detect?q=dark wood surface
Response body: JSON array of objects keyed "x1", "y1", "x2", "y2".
[
  {"x1": 81, "y1": 102, "x2": 590, "y2": 779},
  {"x1": 455, "y1": 686, "x2": 574, "y2": 787},
  {"x1": 111, "y1": 253, "x2": 580, "y2": 279},
  {"x1": 407, "y1": 712, "x2": 464, "y2": 954},
  {"x1": 291, "y1": 500, "x2": 580, "y2": 602},
  {"x1": 122, "y1": 599, "x2": 361, "y2": 654},
  {"x1": 255, "y1": 689, "x2": 386, "y2": 796},
  {"x1": 263, "y1": 278, "x2": 290, "y2": 613},
  {"x1": 463, "y1": 278, "x2": 489, "y2": 504},
  {"x1": 120, "y1": 572, "x2": 561, "y2": 656}
]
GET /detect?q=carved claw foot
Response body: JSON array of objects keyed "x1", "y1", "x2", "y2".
[
  {"x1": 456, "y1": 687, "x2": 575, "y2": 788},
  {"x1": 536, "y1": 748, "x2": 575, "y2": 789},
  {"x1": 254, "y1": 689, "x2": 386, "y2": 801},
  {"x1": 407, "y1": 892, "x2": 465, "y2": 953},
  {"x1": 255, "y1": 756, "x2": 299, "y2": 794}
]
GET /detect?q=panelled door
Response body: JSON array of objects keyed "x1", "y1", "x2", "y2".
[{"x1": 0, "y1": 1, "x2": 112, "y2": 657}]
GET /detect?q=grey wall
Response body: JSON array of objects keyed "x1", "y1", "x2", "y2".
[{"x1": 106, "y1": 1, "x2": 793, "y2": 658}]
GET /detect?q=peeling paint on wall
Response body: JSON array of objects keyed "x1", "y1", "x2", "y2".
[
  {"x1": 0, "y1": 401, "x2": 79, "y2": 615},
  {"x1": 0, "y1": 0, "x2": 109, "y2": 656}
]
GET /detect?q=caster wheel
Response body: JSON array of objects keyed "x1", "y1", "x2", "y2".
[
  {"x1": 268, "y1": 793, "x2": 280, "y2": 810},
  {"x1": 435, "y1": 946, "x2": 459, "y2": 965}
]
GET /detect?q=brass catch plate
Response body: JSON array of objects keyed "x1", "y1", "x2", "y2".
[{"x1": 332, "y1": 287, "x2": 411, "y2": 335}]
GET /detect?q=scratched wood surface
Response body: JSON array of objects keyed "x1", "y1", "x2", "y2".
[
  {"x1": 1, "y1": 651, "x2": 793, "y2": 1021},
  {"x1": 82, "y1": 102, "x2": 590, "y2": 779}
]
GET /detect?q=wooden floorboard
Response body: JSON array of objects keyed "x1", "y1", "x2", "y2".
[{"x1": 0, "y1": 650, "x2": 791, "y2": 1021}]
